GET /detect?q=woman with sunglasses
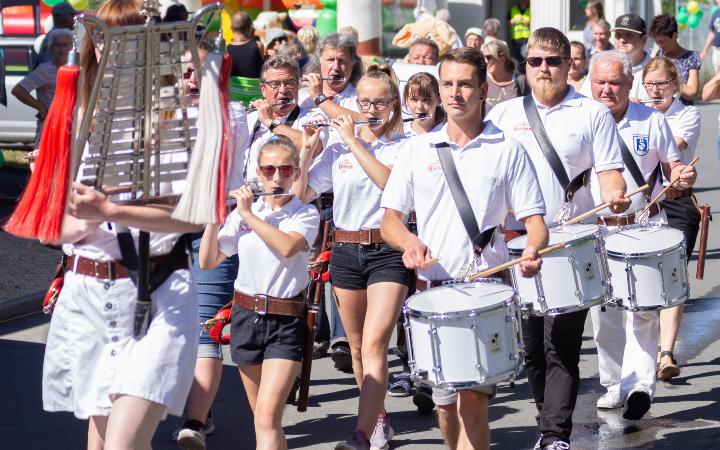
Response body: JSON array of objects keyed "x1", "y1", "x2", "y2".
[
  {"x1": 642, "y1": 56, "x2": 701, "y2": 382},
  {"x1": 403, "y1": 72, "x2": 446, "y2": 137},
  {"x1": 294, "y1": 65, "x2": 410, "y2": 450},
  {"x1": 200, "y1": 136, "x2": 320, "y2": 450},
  {"x1": 481, "y1": 39, "x2": 528, "y2": 112}
]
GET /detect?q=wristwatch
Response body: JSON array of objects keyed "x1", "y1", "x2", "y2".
[
  {"x1": 314, "y1": 94, "x2": 330, "y2": 106},
  {"x1": 269, "y1": 119, "x2": 281, "y2": 133}
]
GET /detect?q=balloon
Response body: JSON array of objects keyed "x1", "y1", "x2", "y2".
[
  {"x1": 687, "y1": 1, "x2": 699, "y2": 15},
  {"x1": 695, "y1": 8, "x2": 704, "y2": 19},
  {"x1": 677, "y1": 11, "x2": 689, "y2": 25},
  {"x1": 69, "y1": 0, "x2": 88, "y2": 11},
  {"x1": 315, "y1": 7, "x2": 336, "y2": 36},
  {"x1": 688, "y1": 13, "x2": 701, "y2": 28},
  {"x1": 41, "y1": 0, "x2": 64, "y2": 6},
  {"x1": 679, "y1": 22, "x2": 687, "y2": 30},
  {"x1": 678, "y1": 5, "x2": 687, "y2": 13}
]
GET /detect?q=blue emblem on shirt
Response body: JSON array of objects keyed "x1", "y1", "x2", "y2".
[{"x1": 633, "y1": 135, "x2": 649, "y2": 156}]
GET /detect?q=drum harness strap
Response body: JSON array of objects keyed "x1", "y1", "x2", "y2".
[
  {"x1": 243, "y1": 105, "x2": 301, "y2": 181},
  {"x1": 617, "y1": 136, "x2": 662, "y2": 205},
  {"x1": 434, "y1": 142, "x2": 496, "y2": 257},
  {"x1": 522, "y1": 95, "x2": 591, "y2": 202}
]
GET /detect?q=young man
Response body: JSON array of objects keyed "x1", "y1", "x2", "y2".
[
  {"x1": 487, "y1": 28, "x2": 630, "y2": 450},
  {"x1": 588, "y1": 50, "x2": 696, "y2": 420},
  {"x1": 381, "y1": 47, "x2": 549, "y2": 450}
]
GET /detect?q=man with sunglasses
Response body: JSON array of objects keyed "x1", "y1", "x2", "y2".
[
  {"x1": 487, "y1": 28, "x2": 629, "y2": 450},
  {"x1": 381, "y1": 46, "x2": 549, "y2": 450}
]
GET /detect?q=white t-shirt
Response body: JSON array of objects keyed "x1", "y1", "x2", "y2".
[
  {"x1": 299, "y1": 82, "x2": 359, "y2": 113},
  {"x1": 664, "y1": 99, "x2": 701, "y2": 166},
  {"x1": 486, "y1": 86, "x2": 624, "y2": 226},
  {"x1": 590, "y1": 102, "x2": 680, "y2": 216},
  {"x1": 380, "y1": 122, "x2": 546, "y2": 281},
  {"x1": 403, "y1": 120, "x2": 444, "y2": 137},
  {"x1": 582, "y1": 52, "x2": 650, "y2": 100},
  {"x1": 218, "y1": 197, "x2": 320, "y2": 297},
  {"x1": 308, "y1": 132, "x2": 405, "y2": 231}
]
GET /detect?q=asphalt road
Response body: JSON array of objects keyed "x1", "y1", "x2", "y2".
[{"x1": 1, "y1": 104, "x2": 720, "y2": 449}]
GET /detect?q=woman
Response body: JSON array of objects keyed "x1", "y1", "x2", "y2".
[
  {"x1": 481, "y1": 39, "x2": 528, "y2": 112},
  {"x1": 227, "y1": 11, "x2": 264, "y2": 78},
  {"x1": 403, "y1": 72, "x2": 445, "y2": 137},
  {"x1": 643, "y1": 56, "x2": 702, "y2": 382},
  {"x1": 650, "y1": 14, "x2": 700, "y2": 104},
  {"x1": 200, "y1": 136, "x2": 319, "y2": 450},
  {"x1": 568, "y1": 41, "x2": 588, "y2": 91},
  {"x1": 41, "y1": 1, "x2": 202, "y2": 449},
  {"x1": 294, "y1": 65, "x2": 411, "y2": 450},
  {"x1": 583, "y1": 0, "x2": 604, "y2": 51}
]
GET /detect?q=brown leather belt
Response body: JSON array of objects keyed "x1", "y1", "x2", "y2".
[
  {"x1": 333, "y1": 228, "x2": 384, "y2": 244},
  {"x1": 596, "y1": 203, "x2": 661, "y2": 227},
  {"x1": 503, "y1": 229, "x2": 527, "y2": 242},
  {"x1": 66, "y1": 254, "x2": 188, "y2": 281},
  {"x1": 232, "y1": 290, "x2": 307, "y2": 318}
]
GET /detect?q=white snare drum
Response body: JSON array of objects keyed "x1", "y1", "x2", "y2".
[
  {"x1": 605, "y1": 224, "x2": 689, "y2": 311},
  {"x1": 403, "y1": 280, "x2": 522, "y2": 390},
  {"x1": 507, "y1": 224, "x2": 611, "y2": 316}
]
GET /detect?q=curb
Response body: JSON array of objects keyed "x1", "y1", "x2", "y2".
[{"x1": 0, "y1": 291, "x2": 44, "y2": 323}]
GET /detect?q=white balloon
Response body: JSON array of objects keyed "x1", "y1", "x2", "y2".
[
  {"x1": 34, "y1": 34, "x2": 45, "y2": 54},
  {"x1": 44, "y1": 15, "x2": 54, "y2": 34}
]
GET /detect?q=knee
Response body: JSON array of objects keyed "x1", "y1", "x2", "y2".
[
  {"x1": 457, "y1": 391, "x2": 488, "y2": 421},
  {"x1": 436, "y1": 403, "x2": 458, "y2": 425},
  {"x1": 254, "y1": 408, "x2": 282, "y2": 433},
  {"x1": 360, "y1": 340, "x2": 388, "y2": 362}
]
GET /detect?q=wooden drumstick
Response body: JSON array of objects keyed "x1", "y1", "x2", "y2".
[
  {"x1": 636, "y1": 155, "x2": 699, "y2": 217},
  {"x1": 468, "y1": 242, "x2": 566, "y2": 281},
  {"x1": 562, "y1": 184, "x2": 650, "y2": 226},
  {"x1": 423, "y1": 257, "x2": 439, "y2": 266}
]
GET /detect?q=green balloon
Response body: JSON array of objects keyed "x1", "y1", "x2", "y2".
[
  {"x1": 695, "y1": 9, "x2": 704, "y2": 19},
  {"x1": 316, "y1": 8, "x2": 336, "y2": 37},
  {"x1": 42, "y1": 0, "x2": 65, "y2": 5},
  {"x1": 677, "y1": 11, "x2": 689, "y2": 24},
  {"x1": 679, "y1": 5, "x2": 687, "y2": 12},
  {"x1": 689, "y1": 13, "x2": 701, "y2": 28},
  {"x1": 321, "y1": 0, "x2": 337, "y2": 10}
]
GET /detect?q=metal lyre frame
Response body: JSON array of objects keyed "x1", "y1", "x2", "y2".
[{"x1": 70, "y1": 1, "x2": 223, "y2": 205}]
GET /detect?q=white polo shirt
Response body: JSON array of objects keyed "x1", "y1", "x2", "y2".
[
  {"x1": 218, "y1": 197, "x2": 320, "y2": 298},
  {"x1": 582, "y1": 52, "x2": 649, "y2": 100},
  {"x1": 299, "y1": 82, "x2": 359, "y2": 113},
  {"x1": 380, "y1": 122, "x2": 546, "y2": 281},
  {"x1": 664, "y1": 99, "x2": 701, "y2": 165},
  {"x1": 486, "y1": 86, "x2": 624, "y2": 226},
  {"x1": 308, "y1": 132, "x2": 405, "y2": 231},
  {"x1": 403, "y1": 120, "x2": 444, "y2": 137},
  {"x1": 590, "y1": 101, "x2": 681, "y2": 216}
]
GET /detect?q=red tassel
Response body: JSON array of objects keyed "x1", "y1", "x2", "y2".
[
  {"x1": 215, "y1": 53, "x2": 232, "y2": 224},
  {"x1": 4, "y1": 64, "x2": 80, "y2": 241}
]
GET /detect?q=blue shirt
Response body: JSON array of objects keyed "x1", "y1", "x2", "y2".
[{"x1": 710, "y1": 10, "x2": 720, "y2": 47}]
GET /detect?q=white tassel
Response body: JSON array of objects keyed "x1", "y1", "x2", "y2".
[{"x1": 172, "y1": 52, "x2": 224, "y2": 224}]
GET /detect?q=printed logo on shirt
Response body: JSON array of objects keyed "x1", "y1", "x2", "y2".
[
  {"x1": 633, "y1": 134, "x2": 649, "y2": 156},
  {"x1": 338, "y1": 160, "x2": 354, "y2": 172},
  {"x1": 513, "y1": 122, "x2": 533, "y2": 133},
  {"x1": 427, "y1": 160, "x2": 442, "y2": 172}
]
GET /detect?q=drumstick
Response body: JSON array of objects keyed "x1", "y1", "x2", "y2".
[
  {"x1": 562, "y1": 184, "x2": 650, "y2": 226},
  {"x1": 468, "y1": 242, "x2": 566, "y2": 280},
  {"x1": 423, "y1": 257, "x2": 439, "y2": 266},
  {"x1": 637, "y1": 155, "x2": 699, "y2": 217}
]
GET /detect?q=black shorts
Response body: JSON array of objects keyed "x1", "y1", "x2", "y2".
[
  {"x1": 229, "y1": 305, "x2": 306, "y2": 366},
  {"x1": 329, "y1": 242, "x2": 411, "y2": 290}
]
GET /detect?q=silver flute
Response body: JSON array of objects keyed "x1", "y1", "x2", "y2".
[
  {"x1": 403, "y1": 113, "x2": 432, "y2": 122},
  {"x1": 301, "y1": 117, "x2": 384, "y2": 127},
  {"x1": 226, "y1": 187, "x2": 293, "y2": 202},
  {"x1": 245, "y1": 98, "x2": 295, "y2": 112},
  {"x1": 638, "y1": 98, "x2": 665, "y2": 105}
]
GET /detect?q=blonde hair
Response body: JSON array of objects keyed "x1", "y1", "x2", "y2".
[
  {"x1": 642, "y1": 56, "x2": 680, "y2": 94},
  {"x1": 358, "y1": 64, "x2": 403, "y2": 138},
  {"x1": 297, "y1": 26, "x2": 319, "y2": 55},
  {"x1": 257, "y1": 135, "x2": 300, "y2": 167},
  {"x1": 527, "y1": 27, "x2": 571, "y2": 58}
]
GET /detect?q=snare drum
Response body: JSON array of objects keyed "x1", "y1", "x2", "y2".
[
  {"x1": 605, "y1": 224, "x2": 689, "y2": 311},
  {"x1": 403, "y1": 280, "x2": 522, "y2": 390},
  {"x1": 507, "y1": 224, "x2": 611, "y2": 316}
]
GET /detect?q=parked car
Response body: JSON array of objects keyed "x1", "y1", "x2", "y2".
[{"x1": 0, "y1": 35, "x2": 39, "y2": 148}]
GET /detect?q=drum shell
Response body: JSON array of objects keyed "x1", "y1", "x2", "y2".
[{"x1": 403, "y1": 282, "x2": 522, "y2": 389}]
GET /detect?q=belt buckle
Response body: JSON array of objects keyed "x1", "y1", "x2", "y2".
[
  {"x1": 254, "y1": 294, "x2": 269, "y2": 315},
  {"x1": 360, "y1": 229, "x2": 372, "y2": 245},
  {"x1": 93, "y1": 260, "x2": 113, "y2": 281}
]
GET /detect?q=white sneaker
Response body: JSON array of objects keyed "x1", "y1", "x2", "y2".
[
  {"x1": 532, "y1": 434, "x2": 543, "y2": 450},
  {"x1": 596, "y1": 390, "x2": 623, "y2": 409},
  {"x1": 369, "y1": 412, "x2": 394, "y2": 450},
  {"x1": 177, "y1": 427, "x2": 206, "y2": 450}
]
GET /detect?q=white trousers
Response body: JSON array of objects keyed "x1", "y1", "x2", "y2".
[{"x1": 590, "y1": 304, "x2": 658, "y2": 399}]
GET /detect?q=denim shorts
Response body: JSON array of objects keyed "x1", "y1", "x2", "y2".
[
  {"x1": 191, "y1": 234, "x2": 239, "y2": 359},
  {"x1": 229, "y1": 306, "x2": 306, "y2": 366},
  {"x1": 329, "y1": 242, "x2": 411, "y2": 290}
]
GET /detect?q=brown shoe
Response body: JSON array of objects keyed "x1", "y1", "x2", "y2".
[{"x1": 657, "y1": 351, "x2": 681, "y2": 381}]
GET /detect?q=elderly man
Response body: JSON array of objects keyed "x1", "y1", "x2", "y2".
[
  {"x1": 487, "y1": 28, "x2": 629, "y2": 450},
  {"x1": 465, "y1": 27, "x2": 484, "y2": 49},
  {"x1": 407, "y1": 37, "x2": 440, "y2": 65},
  {"x1": 590, "y1": 18, "x2": 614, "y2": 56},
  {"x1": 588, "y1": 50, "x2": 696, "y2": 421},
  {"x1": 35, "y1": 2, "x2": 77, "y2": 67}
]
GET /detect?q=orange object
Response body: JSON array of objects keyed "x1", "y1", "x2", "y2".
[{"x1": 216, "y1": 53, "x2": 232, "y2": 224}]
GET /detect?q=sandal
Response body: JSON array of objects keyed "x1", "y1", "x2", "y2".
[
  {"x1": 388, "y1": 372, "x2": 413, "y2": 397},
  {"x1": 657, "y1": 351, "x2": 681, "y2": 381}
]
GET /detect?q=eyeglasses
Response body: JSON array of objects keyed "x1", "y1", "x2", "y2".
[
  {"x1": 643, "y1": 79, "x2": 673, "y2": 89},
  {"x1": 526, "y1": 56, "x2": 566, "y2": 68},
  {"x1": 357, "y1": 98, "x2": 395, "y2": 111},
  {"x1": 258, "y1": 165, "x2": 296, "y2": 178},
  {"x1": 262, "y1": 79, "x2": 299, "y2": 90}
]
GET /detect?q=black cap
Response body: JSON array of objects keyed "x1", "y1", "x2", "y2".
[{"x1": 612, "y1": 13, "x2": 646, "y2": 35}]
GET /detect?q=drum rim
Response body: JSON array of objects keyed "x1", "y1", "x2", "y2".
[
  {"x1": 605, "y1": 224, "x2": 685, "y2": 258},
  {"x1": 520, "y1": 296, "x2": 606, "y2": 316},
  {"x1": 607, "y1": 289, "x2": 689, "y2": 311},
  {"x1": 404, "y1": 279, "x2": 516, "y2": 318},
  {"x1": 507, "y1": 230, "x2": 601, "y2": 255},
  {"x1": 411, "y1": 369, "x2": 520, "y2": 390}
]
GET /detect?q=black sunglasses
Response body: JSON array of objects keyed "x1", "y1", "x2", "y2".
[{"x1": 526, "y1": 56, "x2": 566, "y2": 68}]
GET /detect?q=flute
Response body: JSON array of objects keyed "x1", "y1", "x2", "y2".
[
  {"x1": 403, "y1": 113, "x2": 432, "y2": 122},
  {"x1": 245, "y1": 98, "x2": 295, "y2": 112},
  {"x1": 301, "y1": 117, "x2": 384, "y2": 127},
  {"x1": 638, "y1": 98, "x2": 665, "y2": 105},
  {"x1": 300, "y1": 75, "x2": 347, "y2": 82},
  {"x1": 226, "y1": 187, "x2": 294, "y2": 202}
]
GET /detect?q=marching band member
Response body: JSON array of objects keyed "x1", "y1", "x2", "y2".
[
  {"x1": 42, "y1": 1, "x2": 202, "y2": 449},
  {"x1": 199, "y1": 136, "x2": 320, "y2": 450},
  {"x1": 643, "y1": 56, "x2": 702, "y2": 381},
  {"x1": 587, "y1": 50, "x2": 696, "y2": 420},
  {"x1": 294, "y1": 65, "x2": 410, "y2": 450},
  {"x1": 487, "y1": 28, "x2": 629, "y2": 450},
  {"x1": 382, "y1": 47, "x2": 549, "y2": 450},
  {"x1": 403, "y1": 72, "x2": 446, "y2": 137}
]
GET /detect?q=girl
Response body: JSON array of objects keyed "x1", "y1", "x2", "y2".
[
  {"x1": 643, "y1": 56, "x2": 702, "y2": 381},
  {"x1": 403, "y1": 72, "x2": 446, "y2": 137},
  {"x1": 199, "y1": 136, "x2": 319, "y2": 450},
  {"x1": 294, "y1": 65, "x2": 411, "y2": 450}
]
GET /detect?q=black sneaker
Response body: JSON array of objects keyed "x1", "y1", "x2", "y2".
[
  {"x1": 171, "y1": 412, "x2": 214, "y2": 442},
  {"x1": 331, "y1": 342, "x2": 353, "y2": 371},
  {"x1": 413, "y1": 386, "x2": 435, "y2": 415},
  {"x1": 623, "y1": 389, "x2": 651, "y2": 420}
]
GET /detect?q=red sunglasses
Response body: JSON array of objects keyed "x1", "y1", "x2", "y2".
[{"x1": 258, "y1": 165, "x2": 296, "y2": 178}]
